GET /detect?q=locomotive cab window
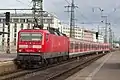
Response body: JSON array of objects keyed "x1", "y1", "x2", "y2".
[{"x1": 20, "y1": 32, "x2": 42, "y2": 41}]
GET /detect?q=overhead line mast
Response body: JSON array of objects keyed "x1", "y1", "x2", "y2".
[
  {"x1": 65, "y1": 0, "x2": 78, "y2": 38},
  {"x1": 32, "y1": 0, "x2": 44, "y2": 29}
]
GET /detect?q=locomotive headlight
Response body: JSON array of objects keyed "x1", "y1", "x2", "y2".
[
  {"x1": 19, "y1": 49, "x2": 22, "y2": 52},
  {"x1": 38, "y1": 50, "x2": 41, "y2": 52},
  {"x1": 33, "y1": 45, "x2": 42, "y2": 48}
]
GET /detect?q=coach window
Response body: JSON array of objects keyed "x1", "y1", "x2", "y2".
[
  {"x1": 82, "y1": 43, "x2": 84, "y2": 50},
  {"x1": 83, "y1": 44, "x2": 85, "y2": 49},
  {"x1": 94, "y1": 44, "x2": 95, "y2": 49},
  {"x1": 90, "y1": 44, "x2": 91, "y2": 50},
  {"x1": 77, "y1": 43, "x2": 79, "y2": 49},
  {"x1": 89, "y1": 44, "x2": 90, "y2": 49},
  {"x1": 78, "y1": 43, "x2": 80, "y2": 49},
  {"x1": 70, "y1": 42, "x2": 74, "y2": 49},
  {"x1": 80, "y1": 43, "x2": 82, "y2": 49},
  {"x1": 84, "y1": 44, "x2": 86, "y2": 50},
  {"x1": 90, "y1": 44, "x2": 92, "y2": 50},
  {"x1": 95, "y1": 44, "x2": 97, "y2": 50},
  {"x1": 75, "y1": 43, "x2": 78, "y2": 49},
  {"x1": 92, "y1": 44, "x2": 94, "y2": 49},
  {"x1": 86, "y1": 44, "x2": 88, "y2": 50},
  {"x1": 85, "y1": 44, "x2": 87, "y2": 50},
  {"x1": 95, "y1": 45, "x2": 96, "y2": 49},
  {"x1": 89, "y1": 44, "x2": 91, "y2": 50},
  {"x1": 75, "y1": 43, "x2": 77, "y2": 49},
  {"x1": 88, "y1": 44, "x2": 90, "y2": 50},
  {"x1": 91, "y1": 44, "x2": 92, "y2": 49},
  {"x1": 96, "y1": 45, "x2": 97, "y2": 50}
]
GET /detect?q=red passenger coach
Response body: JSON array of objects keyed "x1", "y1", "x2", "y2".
[
  {"x1": 69, "y1": 38, "x2": 110, "y2": 57},
  {"x1": 16, "y1": 29, "x2": 69, "y2": 67},
  {"x1": 16, "y1": 28, "x2": 111, "y2": 68}
]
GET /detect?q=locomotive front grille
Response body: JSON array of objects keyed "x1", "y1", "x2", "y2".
[{"x1": 17, "y1": 53, "x2": 42, "y2": 61}]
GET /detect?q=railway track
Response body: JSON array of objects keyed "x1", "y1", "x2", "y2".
[
  {"x1": 0, "y1": 55, "x2": 76, "y2": 80},
  {"x1": 48, "y1": 54, "x2": 105, "y2": 80},
  {"x1": 0, "y1": 53, "x2": 106, "y2": 80}
]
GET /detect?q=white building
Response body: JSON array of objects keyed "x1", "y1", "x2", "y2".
[
  {"x1": 60, "y1": 25, "x2": 83, "y2": 39},
  {"x1": 0, "y1": 12, "x2": 61, "y2": 52},
  {"x1": 60, "y1": 25, "x2": 104, "y2": 42}
]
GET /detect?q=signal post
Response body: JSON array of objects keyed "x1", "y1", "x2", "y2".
[{"x1": 5, "y1": 12, "x2": 10, "y2": 54}]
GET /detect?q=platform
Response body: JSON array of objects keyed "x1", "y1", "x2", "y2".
[
  {"x1": 66, "y1": 51, "x2": 120, "y2": 80},
  {"x1": 0, "y1": 53, "x2": 16, "y2": 62},
  {"x1": 0, "y1": 53, "x2": 17, "y2": 75}
]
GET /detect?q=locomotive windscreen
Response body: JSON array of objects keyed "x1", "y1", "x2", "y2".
[{"x1": 20, "y1": 32, "x2": 42, "y2": 41}]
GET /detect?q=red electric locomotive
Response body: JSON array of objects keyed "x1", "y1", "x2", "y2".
[{"x1": 16, "y1": 28, "x2": 69, "y2": 68}]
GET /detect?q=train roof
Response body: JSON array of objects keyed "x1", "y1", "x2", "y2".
[
  {"x1": 19, "y1": 29, "x2": 68, "y2": 37},
  {"x1": 69, "y1": 37, "x2": 94, "y2": 43},
  {"x1": 19, "y1": 29, "x2": 50, "y2": 33},
  {"x1": 69, "y1": 37, "x2": 110, "y2": 45}
]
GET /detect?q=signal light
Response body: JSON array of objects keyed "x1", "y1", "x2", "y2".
[
  {"x1": 96, "y1": 32, "x2": 99, "y2": 39},
  {"x1": 5, "y1": 12, "x2": 10, "y2": 25}
]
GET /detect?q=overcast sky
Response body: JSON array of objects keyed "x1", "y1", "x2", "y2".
[{"x1": 0, "y1": 0, "x2": 120, "y2": 39}]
